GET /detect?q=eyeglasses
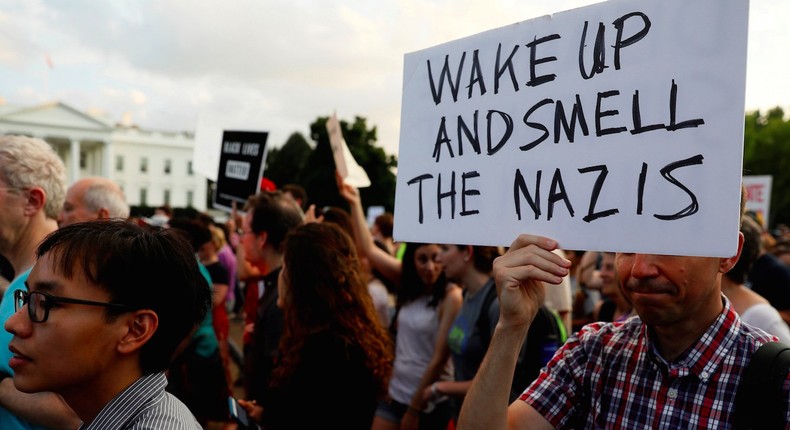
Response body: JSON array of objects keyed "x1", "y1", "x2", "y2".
[{"x1": 14, "y1": 290, "x2": 129, "y2": 323}]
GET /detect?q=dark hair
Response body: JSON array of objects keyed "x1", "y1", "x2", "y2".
[
  {"x1": 244, "y1": 191, "x2": 303, "y2": 252},
  {"x1": 373, "y1": 213, "x2": 394, "y2": 239},
  {"x1": 321, "y1": 206, "x2": 354, "y2": 237},
  {"x1": 166, "y1": 217, "x2": 212, "y2": 252},
  {"x1": 398, "y1": 242, "x2": 448, "y2": 308},
  {"x1": 35, "y1": 220, "x2": 211, "y2": 374},
  {"x1": 467, "y1": 245, "x2": 501, "y2": 274},
  {"x1": 282, "y1": 183, "x2": 308, "y2": 210},
  {"x1": 273, "y1": 222, "x2": 392, "y2": 395},
  {"x1": 727, "y1": 215, "x2": 762, "y2": 284}
]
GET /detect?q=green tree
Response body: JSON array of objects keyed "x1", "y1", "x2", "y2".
[
  {"x1": 300, "y1": 115, "x2": 397, "y2": 213},
  {"x1": 264, "y1": 132, "x2": 312, "y2": 187},
  {"x1": 743, "y1": 107, "x2": 790, "y2": 228}
]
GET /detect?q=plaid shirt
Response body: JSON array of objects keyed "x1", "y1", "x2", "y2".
[{"x1": 521, "y1": 296, "x2": 789, "y2": 429}]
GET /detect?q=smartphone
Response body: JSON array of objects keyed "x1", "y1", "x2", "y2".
[{"x1": 228, "y1": 396, "x2": 260, "y2": 430}]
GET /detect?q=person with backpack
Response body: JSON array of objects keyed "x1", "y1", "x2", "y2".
[
  {"x1": 457, "y1": 225, "x2": 790, "y2": 429},
  {"x1": 433, "y1": 244, "x2": 567, "y2": 426}
]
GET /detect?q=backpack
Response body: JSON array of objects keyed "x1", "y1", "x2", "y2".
[
  {"x1": 733, "y1": 341, "x2": 790, "y2": 429},
  {"x1": 477, "y1": 284, "x2": 568, "y2": 403}
]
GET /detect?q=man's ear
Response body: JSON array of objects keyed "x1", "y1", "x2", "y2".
[
  {"x1": 23, "y1": 187, "x2": 46, "y2": 216},
  {"x1": 117, "y1": 310, "x2": 158, "y2": 355},
  {"x1": 720, "y1": 231, "x2": 745, "y2": 274}
]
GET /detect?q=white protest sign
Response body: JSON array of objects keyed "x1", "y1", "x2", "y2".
[
  {"x1": 743, "y1": 175, "x2": 772, "y2": 228},
  {"x1": 393, "y1": 0, "x2": 748, "y2": 257},
  {"x1": 327, "y1": 112, "x2": 371, "y2": 188}
]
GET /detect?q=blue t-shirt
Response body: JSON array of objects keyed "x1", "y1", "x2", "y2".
[{"x1": 0, "y1": 268, "x2": 48, "y2": 430}]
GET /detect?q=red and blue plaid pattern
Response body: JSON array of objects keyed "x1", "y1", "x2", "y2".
[{"x1": 521, "y1": 297, "x2": 788, "y2": 429}]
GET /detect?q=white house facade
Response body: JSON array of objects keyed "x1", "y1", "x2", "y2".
[{"x1": 0, "y1": 101, "x2": 207, "y2": 212}]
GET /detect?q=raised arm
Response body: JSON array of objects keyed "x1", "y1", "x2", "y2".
[
  {"x1": 457, "y1": 234, "x2": 570, "y2": 430},
  {"x1": 337, "y1": 177, "x2": 403, "y2": 284}
]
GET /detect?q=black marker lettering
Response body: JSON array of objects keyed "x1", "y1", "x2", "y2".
[
  {"x1": 654, "y1": 154, "x2": 704, "y2": 220},
  {"x1": 407, "y1": 174, "x2": 434, "y2": 224},
  {"x1": 514, "y1": 168, "x2": 542, "y2": 221},
  {"x1": 437, "y1": 171, "x2": 457, "y2": 220},
  {"x1": 427, "y1": 52, "x2": 467, "y2": 105},
  {"x1": 526, "y1": 34, "x2": 561, "y2": 87},
  {"x1": 595, "y1": 90, "x2": 627, "y2": 137},
  {"x1": 521, "y1": 98, "x2": 553, "y2": 151},
  {"x1": 612, "y1": 12, "x2": 651, "y2": 70},
  {"x1": 432, "y1": 117, "x2": 453, "y2": 162},
  {"x1": 578, "y1": 21, "x2": 607, "y2": 79},
  {"x1": 554, "y1": 94, "x2": 590, "y2": 143},
  {"x1": 486, "y1": 110, "x2": 513, "y2": 155},
  {"x1": 494, "y1": 44, "x2": 520, "y2": 94},
  {"x1": 547, "y1": 168, "x2": 574, "y2": 221},
  {"x1": 460, "y1": 171, "x2": 481, "y2": 216},
  {"x1": 578, "y1": 164, "x2": 618, "y2": 222}
]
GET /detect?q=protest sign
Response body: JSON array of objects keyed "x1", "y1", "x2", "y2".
[
  {"x1": 327, "y1": 112, "x2": 371, "y2": 188},
  {"x1": 743, "y1": 175, "x2": 772, "y2": 228},
  {"x1": 213, "y1": 130, "x2": 268, "y2": 211},
  {"x1": 393, "y1": 0, "x2": 748, "y2": 257}
]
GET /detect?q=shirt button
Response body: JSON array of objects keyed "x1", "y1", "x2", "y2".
[
  {"x1": 700, "y1": 371, "x2": 709, "y2": 379},
  {"x1": 668, "y1": 388, "x2": 678, "y2": 399}
]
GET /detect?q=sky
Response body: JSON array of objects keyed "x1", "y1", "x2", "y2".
[{"x1": 0, "y1": 0, "x2": 787, "y2": 158}]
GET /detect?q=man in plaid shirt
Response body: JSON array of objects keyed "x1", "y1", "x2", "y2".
[{"x1": 457, "y1": 232, "x2": 790, "y2": 429}]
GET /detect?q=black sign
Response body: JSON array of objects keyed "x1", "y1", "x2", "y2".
[{"x1": 213, "y1": 130, "x2": 268, "y2": 211}]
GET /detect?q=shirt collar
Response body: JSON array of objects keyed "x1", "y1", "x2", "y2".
[
  {"x1": 79, "y1": 372, "x2": 167, "y2": 430},
  {"x1": 643, "y1": 295, "x2": 740, "y2": 382}
]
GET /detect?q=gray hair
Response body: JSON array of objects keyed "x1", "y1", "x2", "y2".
[
  {"x1": 0, "y1": 135, "x2": 67, "y2": 219},
  {"x1": 82, "y1": 177, "x2": 130, "y2": 219}
]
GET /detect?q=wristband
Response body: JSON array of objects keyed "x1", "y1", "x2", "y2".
[{"x1": 431, "y1": 382, "x2": 440, "y2": 397}]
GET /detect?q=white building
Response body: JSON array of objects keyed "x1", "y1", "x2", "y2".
[{"x1": 0, "y1": 101, "x2": 207, "y2": 212}]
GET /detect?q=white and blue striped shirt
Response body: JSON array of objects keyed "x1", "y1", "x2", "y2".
[{"x1": 78, "y1": 372, "x2": 201, "y2": 430}]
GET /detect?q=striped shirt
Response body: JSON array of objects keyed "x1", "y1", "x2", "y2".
[
  {"x1": 78, "y1": 372, "x2": 201, "y2": 430},
  {"x1": 521, "y1": 296, "x2": 790, "y2": 429}
]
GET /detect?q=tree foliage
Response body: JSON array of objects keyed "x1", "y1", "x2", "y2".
[
  {"x1": 264, "y1": 132, "x2": 312, "y2": 187},
  {"x1": 263, "y1": 116, "x2": 397, "y2": 214},
  {"x1": 743, "y1": 107, "x2": 790, "y2": 228}
]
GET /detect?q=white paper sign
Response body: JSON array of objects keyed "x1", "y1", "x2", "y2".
[
  {"x1": 327, "y1": 112, "x2": 371, "y2": 188},
  {"x1": 743, "y1": 175, "x2": 772, "y2": 228},
  {"x1": 393, "y1": 0, "x2": 748, "y2": 257}
]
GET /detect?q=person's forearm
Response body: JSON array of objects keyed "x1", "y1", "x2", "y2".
[
  {"x1": 457, "y1": 322, "x2": 528, "y2": 430},
  {"x1": 0, "y1": 378, "x2": 81, "y2": 429}
]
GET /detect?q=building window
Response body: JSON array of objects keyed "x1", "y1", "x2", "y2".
[
  {"x1": 187, "y1": 190, "x2": 194, "y2": 208},
  {"x1": 140, "y1": 188, "x2": 147, "y2": 206},
  {"x1": 164, "y1": 159, "x2": 172, "y2": 175},
  {"x1": 115, "y1": 155, "x2": 124, "y2": 172},
  {"x1": 164, "y1": 189, "x2": 171, "y2": 206},
  {"x1": 140, "y1": 157, "x2": 148, "y2": 173},
  {"x1": 79, "y1": 151, "x2": 87, "y2": 169},
  {"x1": 187, "y1": 161, "x2": 194, "y2": 176}
]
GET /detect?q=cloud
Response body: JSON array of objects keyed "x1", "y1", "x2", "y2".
[{"x1": 0, "y1": 0, "x2": 787, "y2": 158}]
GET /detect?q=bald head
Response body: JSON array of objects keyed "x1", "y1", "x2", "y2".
[{"x1": 58, "y1": 177, "x2": 130, "y2": 227}]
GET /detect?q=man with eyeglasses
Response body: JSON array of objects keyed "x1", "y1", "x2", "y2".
[
  {"x1": 5, "y1": 220, "x2": 211, "y2": 429},
  {"x1": 0, "y1": 135, "x2": 80, "y2": 430}
]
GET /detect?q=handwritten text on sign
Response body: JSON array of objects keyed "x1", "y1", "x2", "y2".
[{"x1": 393, "y1": 0, "x2": 748, "y2": 257}]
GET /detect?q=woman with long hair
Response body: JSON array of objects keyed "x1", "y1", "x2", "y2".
[
  {"x1": 240, "y1": 222, "x2": 393, "y2": 429},
  {"x1": 339, "y1": 180, "x2": 462, "y2": 430}
]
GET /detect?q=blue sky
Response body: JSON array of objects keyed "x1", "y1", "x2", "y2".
[{"x1": 0, "y1": 0, "x2": 785, "y2": 157}]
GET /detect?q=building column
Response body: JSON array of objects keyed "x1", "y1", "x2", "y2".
[
  {"x1": 69, "y1": 138, "x2": 80, "y2": 184},
  {"x1": 102, "y1": 140, "x2": 112, "y2": 179}
]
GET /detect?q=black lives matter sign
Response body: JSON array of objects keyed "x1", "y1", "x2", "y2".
[{"x1": 214, "y1": 130, "x2": 268, "y2": 211}]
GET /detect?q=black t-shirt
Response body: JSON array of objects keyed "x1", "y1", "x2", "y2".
[{"x1": 749, "y1": 253, "x2": 790, "y2": 310}]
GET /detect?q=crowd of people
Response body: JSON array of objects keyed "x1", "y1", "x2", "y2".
[{"x1": 0, "y1": 133, "x2": 789, "y2": 429}]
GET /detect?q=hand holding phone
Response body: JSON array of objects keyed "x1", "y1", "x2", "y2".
[{"x1": 228, "y1": 396, "x2": 260, "y2": 430}]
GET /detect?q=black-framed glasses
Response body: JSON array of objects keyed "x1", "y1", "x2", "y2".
[{"x1": 14, "y1": 290, "x2": 129, "y2": 323}]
